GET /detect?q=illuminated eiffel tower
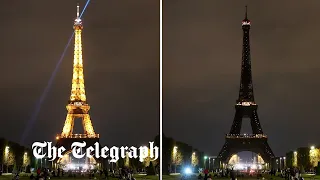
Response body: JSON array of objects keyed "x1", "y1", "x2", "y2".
[{"x1": 56, "y1": 4, "x2": 99, "y2": 153}]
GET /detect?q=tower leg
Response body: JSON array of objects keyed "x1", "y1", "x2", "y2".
[
  {"x1": 250, "y1": 110, "x2": 263, "y2": 134},
  {"x1": 61, "y1": 114, "x2": 74, "y2": 137},
  {"x1": 229, "y1": 110, "x2": 243, "y2": 134},
  {"x1": 83, "y1": 114, "x2": 95, "y2": 136}
]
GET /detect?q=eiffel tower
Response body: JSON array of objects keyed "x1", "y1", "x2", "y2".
[
  {"x1": 216, "y1": 7, "x2": 274, "y2": 165},
  {"x1": 55, "y1": 4, "x2": 99, "y2": 160}
]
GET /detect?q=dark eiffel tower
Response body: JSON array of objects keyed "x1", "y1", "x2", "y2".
[{"x1": 216, "y1": 7, "x2": 274, "y2": 165}]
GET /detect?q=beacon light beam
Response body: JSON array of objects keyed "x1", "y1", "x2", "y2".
[{"x1": 20, "y1": 0, "x2": 91, "y2": 145}]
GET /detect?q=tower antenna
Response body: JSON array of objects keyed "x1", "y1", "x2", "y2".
[
  {"x1": 77, "y1": 2, "x2": 80, "y2": 18},
  {"x1": 245, "y1": 5, "x2": 248, "y2": 19}
]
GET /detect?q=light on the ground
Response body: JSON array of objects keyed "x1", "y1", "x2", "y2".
[{"x1": 184, "y1": 167, "x2": 192, "y2": 174}]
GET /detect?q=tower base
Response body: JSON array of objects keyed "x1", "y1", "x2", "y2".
[
  {"x1": 54, "y1": 136, "x2": 100, "y2": 166},
  {"x1": 217, "y1": 134, "x2": 274, "y2": 164}
]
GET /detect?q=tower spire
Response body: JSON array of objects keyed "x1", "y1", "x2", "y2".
[
  {"x1": 245, "y1": 5, "x2": 248, "y2": 19},
  {"x1": 77, "y1": 3, "x2": 80, "y2": 18},
  {"x1": 239, "y1": 6, "x2": 253, "y2": 103}
]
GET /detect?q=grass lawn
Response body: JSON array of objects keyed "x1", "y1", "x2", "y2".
[
  {"x1": 0, "y1": 174, "x2": 319, "y2": 180},
  {"x1": 159, "y1": 174, "x2": 320, "y2": 180},
  {"x1": 0, "y1": 173, "x2": 159, "y2": 180}
]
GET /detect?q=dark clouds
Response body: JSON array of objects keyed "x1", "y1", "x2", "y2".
[
  {"x1": 163, "y1": 0, "x2": 320, "y2": 156},
  {"x1": 0, "y1": 0, "x2": 159, "y2": 147}
]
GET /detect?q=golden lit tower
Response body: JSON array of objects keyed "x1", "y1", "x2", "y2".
[{"x1": 57, "y1": 4, "x2": 98, "y2": 139}]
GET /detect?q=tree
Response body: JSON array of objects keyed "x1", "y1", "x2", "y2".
[
  {"x1": 310, "y1": 148, "x2": 320, "y2": 167},
  {"x1": 297, "y1": 147, "x2": 311, "y2": 171},
  {"x1": 3, "y1": 151, "x2": 15, "y2": 172},
  {"x1": 124, "y1": 153, "x2": 130, "y2": 167},
  {"x1": 191, "y1": 153, "x2": 199, "y2": 167},
  {"x1": 146, "y1": 161, "x2": 156, "y2": 175},
  {"x1": 23, "y1": 154, "x2": 30, "y2": 167},
  {"x1": 117, "y1": 157, "x2": 125, "y2": 169},
  {"x1": 317, "y1": 162, "x2": 320, "y2": 175},
  {"x1": 172, "y1": 150, "x2": 183, "y2": 166},
  {"x1": 162, "y1": 135, "x2": 174, "y2": 175}
]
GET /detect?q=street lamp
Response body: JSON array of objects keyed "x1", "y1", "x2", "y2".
[
  {"x1": 5, "y1": 146, "x2": 9, "y2": 154},
  {"x1": 204, "y1": 156, "x2": 208, "y2": 169},
  {"x1": 311, "y1": 146, "x2": 315, "y2": 150},
  {"x1": 4, "y1": 146, "x2": 9, "y2": 173},
  {"x1": 173, "y1": 146, "x2": 178, "y2": 173}
]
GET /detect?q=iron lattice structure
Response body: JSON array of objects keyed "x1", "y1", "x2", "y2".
[
  {"x1": 217, "y1": 7, "x2": 274, "y2": 164},
  {"x1": 56, "y1": 4, "x2": 99, "y2": 151}
]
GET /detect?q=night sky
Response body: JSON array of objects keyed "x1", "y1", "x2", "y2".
[
  {"x1": 163, "y1": 0, "x2": 320, "y2": 156},
  {"x1": 0, "y1": 0, "x2": 159, "y2": 147}
]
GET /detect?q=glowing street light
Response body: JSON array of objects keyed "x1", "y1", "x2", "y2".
[
  {"x1": 204, "y1": 156, "x2": 208, "y2": 169},
  {"x1": 5, "y1": 146, "x2": 9, "y2": 154},
  {"x1": 173, "y1": 146, "x2": 178, "y2": 173},
  {"x1": 311, "y1": 146, "x2": 315, "y2": 150},
  {"x1": 294, "y1": 151, "x2": 297, "y2": 154}
]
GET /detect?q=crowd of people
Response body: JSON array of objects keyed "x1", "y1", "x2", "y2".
[
  {"x1": 282, "y1": 167, "x2": 305, "y2": 180},
  {"x1": 194, "y1": 167, "x2": 309, "y2": 180}
]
